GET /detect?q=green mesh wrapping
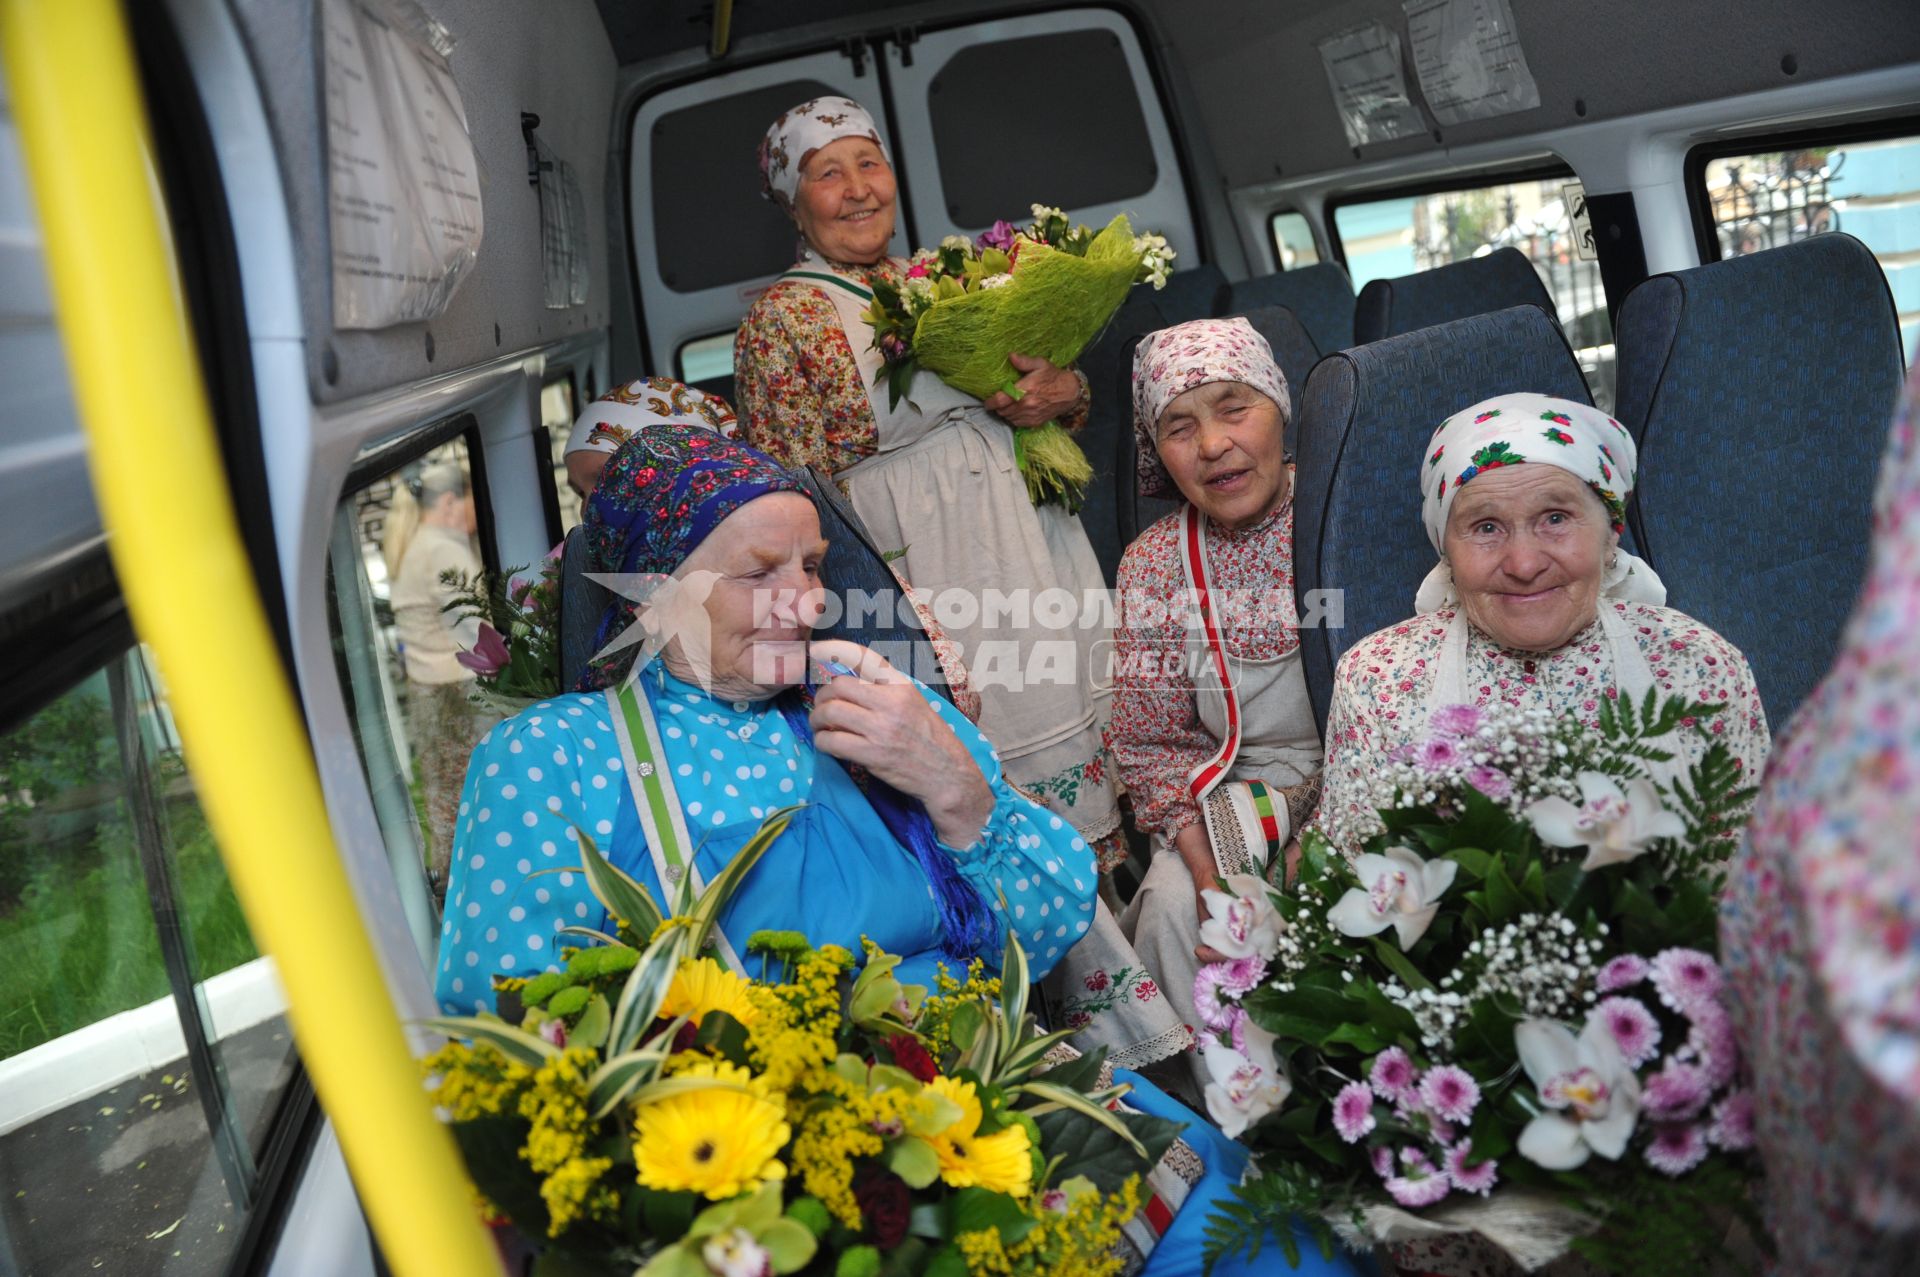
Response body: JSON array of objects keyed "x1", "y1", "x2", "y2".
[{"x1": 911, "y1": 215, "x2": 1145, "y2": 510}]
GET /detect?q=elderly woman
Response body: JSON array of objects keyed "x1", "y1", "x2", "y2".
[
  {"x1": 1106, "y1": 318, "x2": 1326, "y2": 1092},
  {"x1": 1720, "y1": 363, "x2": 1920, "y2": 1274},
  {"x1": 433, "y1": 424, "x2": 1097, "y2": 1011},
  {"x1": 1315, "y1": 392, "x2": 1769, "y2": 865},
  {"x1": 730, "y1": 96, "x2": 1124, "y2": 878}
]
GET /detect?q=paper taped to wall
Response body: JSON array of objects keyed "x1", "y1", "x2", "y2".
[
  {"x1": 1404, "y1": 0, "x2": 1541, "y2": 126},
  {"x1": 1317, "y1": 22, "x2": 1428, "y2": 149}
]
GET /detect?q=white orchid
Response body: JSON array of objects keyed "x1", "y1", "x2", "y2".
[
  {"x1": 1202, "y1": 1019, "x2": 1290, "y2": 1138},
  {"x1": 1327, "y1": 847, "x2": 1457, "y2": 950},
  {"x1": 1198, "y1": 872, "x2": 1284, "y2": 960},
  {"x1": 1526, "y1": 771, "x2": 1685, "y2": 871},
  {"x1": 1514, "y1": 1016, "x2": 1642, "y2": 1170}
]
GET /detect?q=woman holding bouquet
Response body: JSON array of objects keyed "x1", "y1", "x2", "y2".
[{"x1": 1106, "y1": 318, "x2": 1327, "y2": 1094}]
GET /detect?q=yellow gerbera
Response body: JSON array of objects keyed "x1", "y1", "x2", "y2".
[
  {"x1": 633, "y1": 1060, "x2": 789, "y2": 1200},
  {"x1": 924, "y1": 1075, "x2": 1033, "y2": 1198},
  {"x1": 659, "y1": 956, "x2": 760, "y2": 1028}
]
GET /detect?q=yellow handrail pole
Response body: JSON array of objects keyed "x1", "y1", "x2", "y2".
[{"x1": 0, "y1": 3, "x2": 503, "y2": 1274}]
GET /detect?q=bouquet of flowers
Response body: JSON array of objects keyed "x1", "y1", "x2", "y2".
[
  {"x1": 441, "y1": 550, "x2": 563, "y2": 714},
  {"x1": 862, "y1": 205, "x2": 1175, "y2": 511},
  {"x1": 423, "y1": 811, "x2": 1185, "y2": 1277},
  {"x1": 1194, "y1": 693, "x2": 1764, "y2": 1275}
]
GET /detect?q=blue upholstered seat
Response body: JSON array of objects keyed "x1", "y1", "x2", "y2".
[
  {"x1": 1155, "y1": 263, "x2": 1230, "y2": 325},
  {"x1": 1228, "y1": 305, "x2": 1321, "y2": 420},
  {"x1": 1229, "y1": 262, "x2": 1357, "y2": 353},
  {"x1": 1292, "y1": 305, "x2": 1592, "y2": 730},
  {"x1": 1612, "y1": 233, "x2": 1905, "y2": 726},
  {"x1": 1352, "y1": 247, "x2": 1558, "y2": 346}
]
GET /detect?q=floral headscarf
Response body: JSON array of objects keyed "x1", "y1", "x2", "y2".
[
  {"x1": 1130, "y1": 317, "x2": 1291, "y2": 499},
  {"x1": 577, "y1": 424, "x2": 804, "y2": 690},
  {"x1": 1415, "y1": 392, "x2": 1664, "y2": 613},
  {"x1": 563, "y1": 377, "x2": 737, "y2": 458},
  {"x1": 756, "y1": 96, "x2": 890, "y2": 213}
]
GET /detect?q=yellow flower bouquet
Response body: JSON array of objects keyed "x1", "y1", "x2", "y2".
[{"x1": 421, "y1": 809, "x2": 1184, "y2": 1276}]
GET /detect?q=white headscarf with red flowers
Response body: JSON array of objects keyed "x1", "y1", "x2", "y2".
[
  {"x1": 563, "y1": 377, "x2": 738, "y2": 458},
  {"x1": 1130, "y1": 317, "x2": 1291, "y2": 499},
  {"x1": 1416, "y1": 392, "x2": 1665, "y2": 613},
  {"x1": 756, "y1": 96, "x2": 890, "y2": 213}
]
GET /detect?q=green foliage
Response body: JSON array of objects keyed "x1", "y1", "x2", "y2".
[
  {"x1": 1202, "y1": 1165, "x2": 1344, "y2": 1274},
  {"x1": 1571, "y1": 1159, "x2": 1770, "y2": 1276}
]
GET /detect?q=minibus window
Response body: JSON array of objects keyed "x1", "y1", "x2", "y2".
[
  {"x1": 325, "y1": 433, "x2": 503, "y2": 938},
  {"x1": 541, "y1": 374, "x2": 580, "y2": 531},
  {"x1": 0, "y1": 646, "x2": 288, "y2": 1272},
  {"x1": 1269, "y1": 211, "x2": 1321, "y2": 270},
  {"x1": 1332, "y1": 176, "x2": 1614, "y2": 410},
  {"x1": 1695, "y1": 134, "x2": 1919, "y2": 357}
]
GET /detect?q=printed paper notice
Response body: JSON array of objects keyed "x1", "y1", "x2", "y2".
[
  {"x1": 324, "y1": 0, "x2": 484, "y2": 330},
  {"x1": 1317, "y1": 22, "x2": 1427, "y2": 149},
  {"x1": 1404, "y1": 0, "x2": 1541, "y2": 126}
]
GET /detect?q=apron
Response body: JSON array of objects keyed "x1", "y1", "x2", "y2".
[
  {"x1": 1121, "y1": 503, "x2": 1325, "y2": 1096},
  {"x1": 783, "y1": 252, "x2": 1119, "y2": 845}
]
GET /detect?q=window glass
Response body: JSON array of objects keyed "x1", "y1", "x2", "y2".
[
  {"x1": 927, "y1": 30, "x2": 1156, "y2": 227},
  {"x1": 0, "y1": 647, "x2": 284, "y2": 1273},
  {"x1": 1699, "y1": 136, "x2": 1920, "y2": 357},
  {"x1": 1269, "y1": 211, "x2": 1322, "y2": 270},
  {"x1": 327, "y1": 434, "x2": 501, "y2": 944},
  {"x1": 680, "y1": 332, "x2": 737, "y2": 385},
  {"x1": 542, "y1": 375, "x2": 581, "y2": 532},
  {"x1": 1334, "y1": 177, "x2": 1614, "y2": 411}
]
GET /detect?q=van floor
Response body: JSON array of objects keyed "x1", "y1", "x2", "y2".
[{"x1": 0, "y1": 1018, "x2": 295, "y2": 1276}]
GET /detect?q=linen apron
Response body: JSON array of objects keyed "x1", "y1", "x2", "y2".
[
  {"x1": 783, "y1": 256, "x2": 1192, "y2": 1069},
  {"x1": 1121, "y1": 503, "x2": 1325, "y2": 1094}
]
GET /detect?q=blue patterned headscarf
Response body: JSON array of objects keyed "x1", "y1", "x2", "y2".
[{"x1": 578, "y1": 423, "x2": 802, "y2": 691}]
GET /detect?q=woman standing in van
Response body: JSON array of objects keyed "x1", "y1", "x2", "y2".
[
  {"x1": 383, "y1": 460, "x2": 493, "y2": 898},
  {"x1": 732, "y1": 98, "x2": 1194, "y2": 1079}
]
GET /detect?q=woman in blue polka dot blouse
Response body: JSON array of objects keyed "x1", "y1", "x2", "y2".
[{"x1": 433, "y1": 420, "x2": 1097, "y2": 1015}]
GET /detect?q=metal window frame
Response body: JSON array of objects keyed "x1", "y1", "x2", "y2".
[{"x1": 1322, "y1": 158, "x2": 1578, "y2": 271}]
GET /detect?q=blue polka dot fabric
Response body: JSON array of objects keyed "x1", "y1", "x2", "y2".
[{"x1": 434, "y1": 665, "x2": 1096, "y2": 1013}]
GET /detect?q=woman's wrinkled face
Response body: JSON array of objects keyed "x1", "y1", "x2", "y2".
[
  {"x1": 660, "y1": 493, "x2": 827, "y2": 700},
  {"x1": 791, "y1": 136, "x2": 896, "y2": 265},
  {"x1": 1444, "y1": 466, "x2": 1617, "y2": 653},
  {"x1": 1155, "y1": 381, "x2": 1290, "y2": 529}
]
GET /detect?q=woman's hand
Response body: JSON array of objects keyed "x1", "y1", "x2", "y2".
[
  {"x1": 807, "y1": 638, "x2": 995, "y2": 848},
  {"x1": 1173, "y1": 822, "x2": 1234, "y2": 965},
  {"x1": 980, "y1": 353, "x2": 1083, "y2": 428}
]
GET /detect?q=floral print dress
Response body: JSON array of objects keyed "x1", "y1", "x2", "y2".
[{"x1": 1720, "y1": 363, "x2": 1920, "y2": 1274}]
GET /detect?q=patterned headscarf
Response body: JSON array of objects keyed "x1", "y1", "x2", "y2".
[
  {"x1": 1415, "y1": 392, "x2": 1664, "y2": 613},
  {"x1": 1130, "y1": 317, "x2": 1291, "y2": 498},
  {"x1": 757, "y1": 96, "x2": 890, "y2": 213},
  {"x1": 564, "y1": 377, "x2": 737, "y2": 458},
  {"x1": 577, "y1": 424, "x2": 804, "y2": 690}
]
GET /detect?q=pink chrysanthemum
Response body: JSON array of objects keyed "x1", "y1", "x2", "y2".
[
  {"x1": 1370, "y1": 1047, "x2": 1418, "y2": 1102},
  {"x1": 1334, "y1": 1081, "x2": 1377, "y2": 1143},
  {"x1": 1686, "y1": 1004, "x2": 1740, "y2": 1090},
  {"x1": 1415, "y1": 737, "x2": 1463, "y2": 773},
  {"x1": 1597, "y1": 954, "x2": 1651, "y2": 993},
  {"x1": 1371, "y1": 1145, "x2": 1396, "y2": 1179},
  {"x1": 1643, "y1": 1061, "x2": 1711, "y2": 1121},
  {"x1": 1428, "y1": 704, "x2": 1485, "y2": 738},
  {"x1": 1219, "y1": 954, "x2": 1268, "y2": 997},
  {"x1": 1445, "y1": 1139, "x2": 1499, "y2": 1196},
  {"x1": 1466, "y1": 765, "x2": 1512, "y2": 800},
  {"x1": 1221, "y1": 1006, "x2": 1250, "y2": 1054},
  {"x1": 1649, "y1": 948, "x2": 1723, "y2": 1015},
  {"x1": 1644, "y1": 1122, "x2": 1711, "y2": 1176},
  {"x1": 1709, "y1": 1090, "x2": 1755, "y2": 1151},
  {"x1": 1593, "y1": 996, "x2": 1662, "y2": 1067},
  {"x1": 1385, "y1": 1149, "x2": 1452, "y2": 1208},
  {"x1": 1418, "y1": 1065, "x2": 1482, "y2": 1124},
  {"x1": 1192, "y1": 964, "x2": 1239, "y2": 1034}
]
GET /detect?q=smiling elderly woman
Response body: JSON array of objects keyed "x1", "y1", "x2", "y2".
[
  {"x1": 433, "y1": 425, "x2": 1097, "y2": 1012},
  {"x1": 1314, "y1": 393, "x2": 1772, "y2": 867}
]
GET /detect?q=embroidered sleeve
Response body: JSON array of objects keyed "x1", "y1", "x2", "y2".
[
  {"x1": 434, "y1": 699, "x2": 616, "y2": 1014},
  {"x1": 1061, "y1": 368, "x2": 1091, "y2": 432},
  {"x1": 732, "y1": 284, "x2": 881, "y2": 473},
  {"x1": 922, "y1": 687, "x2": 1097, "y2": 981},
  {"x1": 1103, "y1": 522, "x2": 1216, "y2": 840},
  {"x1": 1313, "y1": 644, "x2": 1393, "y2": 857}
]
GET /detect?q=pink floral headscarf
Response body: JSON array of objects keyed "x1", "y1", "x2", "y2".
[
  {"x1": 1131, "y1": 317, "x2": 1291, "y2": 499},
  {"x1": 756, "y1": 96, "x2": 890, "y2": 213},
  {"x1": 563, "y1": 377, "x2": 738, "y2": 458}
]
